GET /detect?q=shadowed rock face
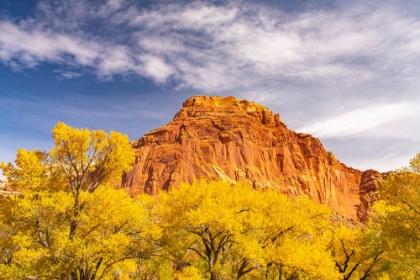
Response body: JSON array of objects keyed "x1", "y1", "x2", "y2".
[{"x1": 121, "y1": 95, "x2": 380, "y2": 222}]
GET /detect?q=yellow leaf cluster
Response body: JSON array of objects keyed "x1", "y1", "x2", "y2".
[
  {"x1": 50, "y1": 122, "x2": 135, "y2": 193},
  {"x1": 1, "y1": 148, "x2": 47, "y2": 190}
]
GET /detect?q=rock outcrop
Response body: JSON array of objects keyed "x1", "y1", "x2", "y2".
[{"x1": 121, "y1": 95, "x2": 380, "y2": 222}]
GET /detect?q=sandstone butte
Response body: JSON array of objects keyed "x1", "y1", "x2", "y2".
[{"x1": 120, "y1": 95, "x2": 381, "y2": 222}]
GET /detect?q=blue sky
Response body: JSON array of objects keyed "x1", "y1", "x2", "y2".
[{"x1": 1, "y1": 0, "x2": 420, "y2": 173}]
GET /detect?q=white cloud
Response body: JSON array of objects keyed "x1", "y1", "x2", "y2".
[
  {"x1": 1, "y1": 0, "x2": 419, "y2": 92},
  {"x1": 97, "y1": 46, "x2": 136, "y2": 77},
  {"x1": 55, "y1": 70, "x2": 82, "y2": 79},
  {"x1": 140, "y1": 55, "x2": 174, "y2": 83},
  {"x1": 297, "y1": 102, "x2": 420, "y2": 138},
  {"x1": 0, "y1": 20, "x2": 100, "y2": 67}
]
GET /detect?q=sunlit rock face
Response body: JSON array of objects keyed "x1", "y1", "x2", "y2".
[{"x1": 121, "y1": 95, "x2": 380, "y2": 222}]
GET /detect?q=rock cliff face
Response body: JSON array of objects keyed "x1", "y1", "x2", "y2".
[{"x1": 121, "y1": 95, "x2": 380, "y2": 222}]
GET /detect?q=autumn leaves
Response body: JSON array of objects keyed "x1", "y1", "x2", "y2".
[
  {"x1": 0, "y1": 122, "x2": 419, "y2": 279},
  {"x1": 0, "y1": 122, "x2": 145, "y2": 279},
  {"x1": 156, "y1": 180, "x2": 338, "y2": 279}
]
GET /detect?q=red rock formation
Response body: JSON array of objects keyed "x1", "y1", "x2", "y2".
[
  {"x1": 121, "y1": 95, "x2": 380, "y2": 222},
  {"x1": 357, "y1": 169, "x2": 382, "y2": 221}
]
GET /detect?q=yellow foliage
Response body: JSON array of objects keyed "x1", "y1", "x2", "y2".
[
  {"x1": 327, "y1": 224, "x2": 389, "y2": 280},
  {"x1": 1, "y1": 148, "x2": 47, "y2": 190},
  {"x1": 5, "y1": 123, "x2": 419, "y2": 279},
  {"x1": 0, "y1": 122, "x2": 147, "y2": 279},
  {"x1": 157, "y1": 180, "x2": 338, "y2": 280},
  {"x1": 50, "y1": 122, "x2": 135, "y2": 193},
  {"x1": 173, "y1": 266, "x2": 204, "y2": 280},
  {"x1": 373, "y1": 153, "x2": 420, "y2": 278},
  {"x1": 1, "y1": 187, "x2": 157, "y2": 279}
]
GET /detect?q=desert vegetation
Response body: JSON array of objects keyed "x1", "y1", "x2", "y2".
[{"x1": 1, "y1": 123, "x2": 419, "y2": 279}]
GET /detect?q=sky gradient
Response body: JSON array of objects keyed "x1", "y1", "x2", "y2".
[{"x1": 1, "y1": 0, "x2": 420, "y2": 174}]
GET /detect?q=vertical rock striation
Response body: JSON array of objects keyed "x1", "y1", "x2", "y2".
[{"x1": 121, "y1": 95, "x2": 380, "y2": 222}]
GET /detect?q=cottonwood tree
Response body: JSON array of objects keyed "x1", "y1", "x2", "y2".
[
  {"x1": 49, "y1": 122, "x2": 135, "y2": 239},
  {"x1": 156, "y1": 180, "x2": 255, "y2": 280},
  {"x1": 256, "y1": 193, "x2": 338, "y2": 280},
  {"x1": 374, "y1": 153, "x2": 420, "y2": 279},
  {"x1": 328, "y1": 225, "x2": 386, "y2": 280},
  {"x1": 156, "y1": 180, "x2": 339, "y2": 280},
  {"x1": 0, "y1": 122, "x2": 159, "y2": 280}
]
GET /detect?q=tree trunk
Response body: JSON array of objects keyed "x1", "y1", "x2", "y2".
[{"x1": 210, "y1": 271, "x2": 219, "y2": 280}]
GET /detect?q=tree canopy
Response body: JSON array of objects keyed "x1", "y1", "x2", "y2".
[
  {"x1": 1, "y1": 122, "x2": 420, "y2": 279},
  {"x1": 0, "y1": 122, "x2": 152, "y2": 280},
  {"x1": 373, "y1": 153, "x2": 420, "y2": 279}
]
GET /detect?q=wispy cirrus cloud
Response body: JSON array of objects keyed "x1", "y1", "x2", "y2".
[
  {"x1": 297, "y1": 102, "x2": 420, "y2": 138},
  {"x1": 0, "y1": 20, "x2": 100, "y2": 67},
  {"x1": 0, "y1": 0, "x2": 419, "y2": 92}
]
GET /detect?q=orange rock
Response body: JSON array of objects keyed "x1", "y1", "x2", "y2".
[{"x1": 120, "y1": 95, "x2": 380, "y2": 222}]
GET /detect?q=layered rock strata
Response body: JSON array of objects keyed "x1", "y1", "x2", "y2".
[{"x1": 121, "y1": 95, "x2": 380, "y2": 222}]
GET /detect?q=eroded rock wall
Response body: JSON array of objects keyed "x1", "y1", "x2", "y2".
[{"x1": 121, "y1": 95, "x2": 380, "y2": 222}]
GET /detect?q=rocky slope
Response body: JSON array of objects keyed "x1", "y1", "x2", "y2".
[{"x1": 120, "y1": 95, "x2": 380, "y2": 222}]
